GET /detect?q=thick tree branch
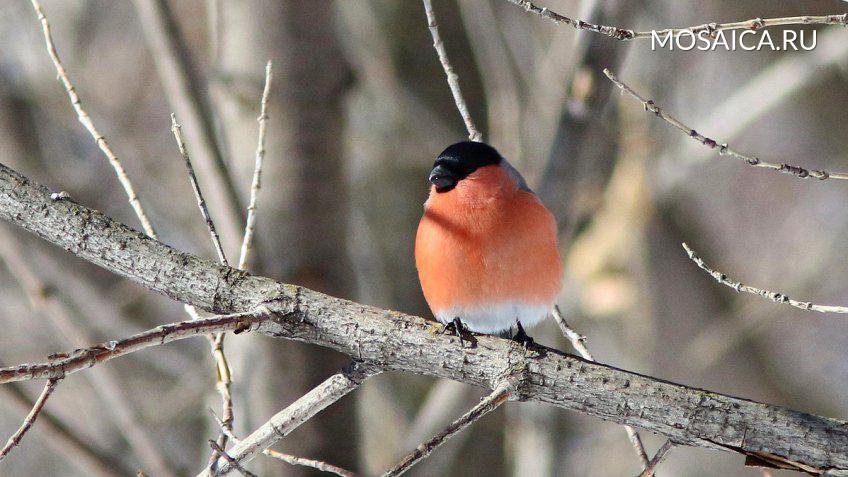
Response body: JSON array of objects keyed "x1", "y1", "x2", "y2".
[{"x1": 1, "y1": 162, "x2": 847, "y2": 475}]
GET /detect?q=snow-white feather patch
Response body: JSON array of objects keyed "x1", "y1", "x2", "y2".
[{"x1": 434, "y1": 301, "x2": 551, "y2": 334}]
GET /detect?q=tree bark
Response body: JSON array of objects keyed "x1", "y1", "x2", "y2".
[{"x1": 1, "y1": 161, "x2": 847, "y2": 476}]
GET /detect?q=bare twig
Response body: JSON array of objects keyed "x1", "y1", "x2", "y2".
[
  {"x1": 0, "y1": 228, "x2": 174, "y2": 476},
  {"x1": 29, "y1": 0, "x2": 158, "y2": 238},
  {"x1": 171, "y1": 113, "x2": 237, "y2": 470},
  {"x1": 209, "y1": 362, "x2": 378, "y2": 476},
  {"x1": 551, "y1": 305, "x2": 595, "y2": 361},
  {"x1": 637, "y1": 441, "x2": 676, "y2": 477},
  {"x1": 0, "y1": 378, "x2": 60, "y2": 461},
  {"x1": 503, "y1": 0, "x2": 848, "y2": 41},
  {"x1": 0, "y1": 383, "x2": 127, "y2": 476},
  {"x1": 0, "y1": 225, "x2": 195, "y2": 379},
  {"x1": 604, "y1": 68, "x2": 848, "y2": 181},
  {"x1": 238, "y1": 61, "x2": 273, "y2": 270},
  {"x1": 262, "y1": 449, "x2": 357, "y2": 477},
  {"x1": 0, "y1": 310, "x2": 269, "y2": 384},
  {"x1": 552, "y1": 306, "x2": 661, "y2": 474},
  {"x1": 421, "y1": 0, "x2": 483, "y2": 142},
  {"x1": 208, "y1": 441, "x2": 257, "y2": 477},
  {"x1": 212, "y1": 414, "x2": 357, "y2": 477},
  {"x1": 26, "y1": 10, "x2": 187, "y2": 468},
  {"x1": 656, "y1": 28, "x2": 848, "y2": 191},
  {"x1": 403, "y1": 380, "x2": 470, "y2": 450},
  {"x1": 458, "y1": 0, "x2": 521, "y2": 158},
  {"x1": 131, "y1": 0, "x2": 245, "y2": 250},
  {"x1": 682, "y1": 243, "x2": 848, "y2": 313},
  {"x1": 172, "y1": 115, "x2": 228, "y2": 265},
  {"x1": 204, "y1": 61, "x2": 271, "y2": 469},
  {"x1": 383, "y1": 381, "x2": 512, "y2": 476},
  {"x1": 207, "y1": 331, "x2": 234, "y2": 469}
]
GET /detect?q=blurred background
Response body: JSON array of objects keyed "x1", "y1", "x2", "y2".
[{"x1": 1, "y1": 0, "x2": 847, "y2": 475}]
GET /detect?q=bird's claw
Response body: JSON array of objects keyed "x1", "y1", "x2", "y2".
[
  {"x1": 512, "y1": 322, "x2": 534, "y2": 349},
  {"x1": 442, "y1": 317, "x2": 468, "y2": 347}
]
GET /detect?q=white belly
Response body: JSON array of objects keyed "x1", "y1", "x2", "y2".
[{"x1": 434, "y1": 301, "x2": 551, "y2": 334}]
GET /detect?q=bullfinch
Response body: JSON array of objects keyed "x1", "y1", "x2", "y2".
[{"x1": 415, "y1": 141, "x2": 563, "y2": 345}]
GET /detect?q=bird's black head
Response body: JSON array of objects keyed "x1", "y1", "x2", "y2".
[{"x1": 429, "y1": 141, "x2": 503, "y2": 192}]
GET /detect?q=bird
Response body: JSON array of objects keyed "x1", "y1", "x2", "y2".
[{"x1": 415, "y1": 141, "x2": 563, "y2": 345}]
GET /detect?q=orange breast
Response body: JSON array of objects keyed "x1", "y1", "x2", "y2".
[{"x1": 414, "y1": 166, "x2": 563, "y2": 315}]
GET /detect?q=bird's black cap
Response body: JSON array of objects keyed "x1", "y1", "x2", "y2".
[{"x1": 429, "y1": 141, "x2": 503, "y2": 192}]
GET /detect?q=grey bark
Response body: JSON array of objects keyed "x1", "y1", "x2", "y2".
[{"x1": 1, "y1": 162, "x2": 847, "y2": 475}]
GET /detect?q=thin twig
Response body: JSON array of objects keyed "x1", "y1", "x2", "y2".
[
  {"x1": 207, "y1": 331, "x2": 234, "y2": 470},
  {"x1": 682, "y1": 243, "x2": 848, "y2": 313},
  {"x1": 552, "y1": 306, "x2": 595, "y2": 361},
  {"x1": 503, "y1": 0, "x2": 848, "y2": 41},
  {"x1": 552, "y1": 306, "x2": 661, "y2": 474},
  {"x1": 238, "y1": 61, "x2": 273, "y2": 270},
  {"x1": 209, "y1": 362, "x2": 378, "y2": 476},
  {"x1": 604, "y1": 68, "x2": 848, "y2": 181},
  {"x1": 29, "y1": 0, "x2": 158, "y2": 238},
  {"x1": 172, "y1": 115, "x2": 228, "y2": 265},
  {"x1": 26, "y1": 6, "x2": 180, "y2": 468},
  {"x1": 212, "y1": 413, "x2": 357, "y2": 477},
  {"x1": 0, "y1": 378, "x2": 61, "y2": 461},
  {"x1": 421, "y1": 0, "x2": 483, "y2": 142},
  {"x1": 208, "y1": 441, "x2": 257, "y2": 477},
  {"x1": 0, "y1": 229, "x2": 174, "y2": 476},
  {"x1": 262, "y1": 449, "x2": 356, "y2": 477},
  {"x1": 172, "y1": 113, "x2": 237, "y2": 470},
  {"x1": 206, "y1": 60, "x2": 272, "y2": 470},
  {"x1": 0, "y1": 309, "x2": 269, "y2": 384},
  {"x1": 637, "y1": 441, "x2": 676, "y2": 477},
  {"x1": 132, "y1": 0, "x2": 245, "y2": 249},
  {"x1": 0, "y1": 382, "x2": 127, "y2": 476},
  {"x1": 382, "y1": 381, "x2": 512, "y2": 476},
  {"x1": 655, "y1": 27, "x2": 848, "y2": 192}
]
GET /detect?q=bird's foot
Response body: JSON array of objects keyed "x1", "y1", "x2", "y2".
[
  {"x1": 442, "y1": 317, "x2": 469, "y2": 347},
  {"x1": 512, "y1": 322, "x2": 534, "y2": 348}
]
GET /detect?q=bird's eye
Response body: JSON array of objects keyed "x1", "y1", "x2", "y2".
[{"x1": 429, "y1": 162, "x2": 459, "y2": 192}]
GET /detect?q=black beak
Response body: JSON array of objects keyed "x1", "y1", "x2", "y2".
[{"x1": 429, "y1": 164, "x2": 457, "y2": 192}]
